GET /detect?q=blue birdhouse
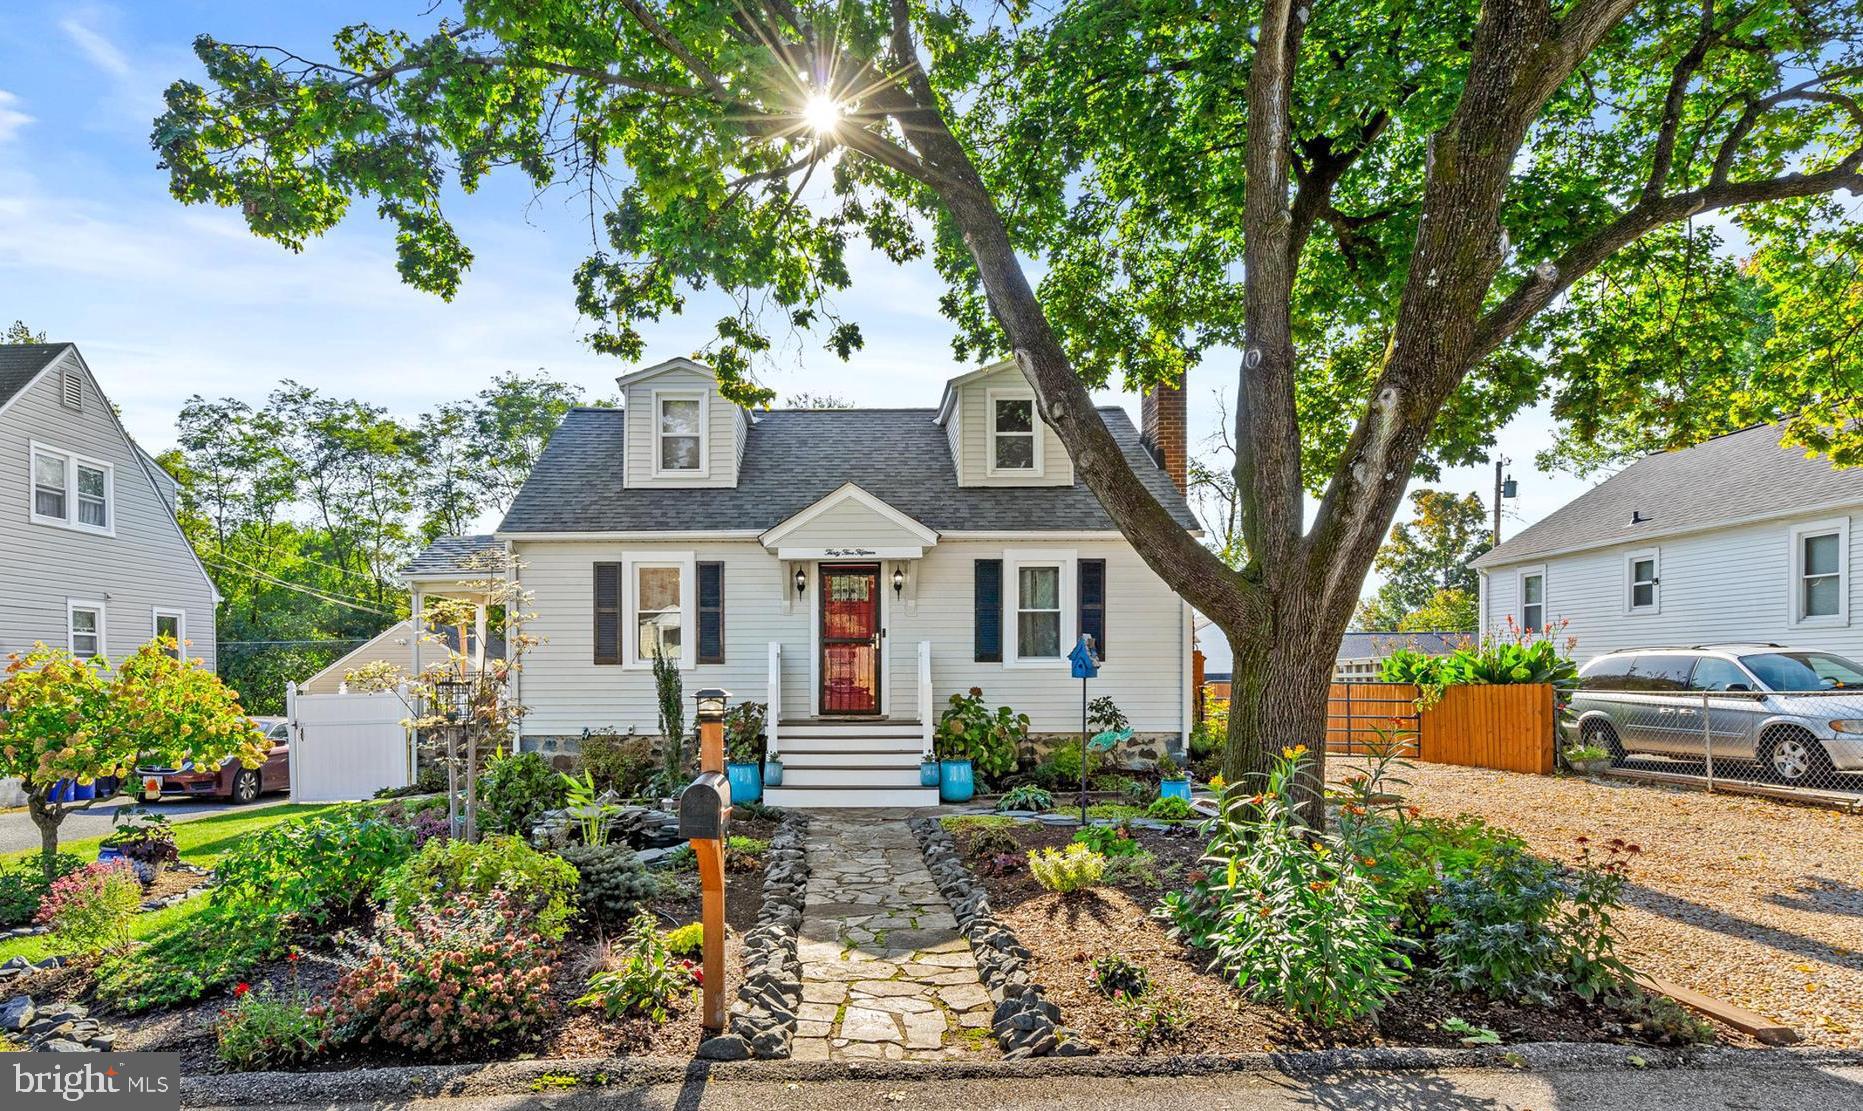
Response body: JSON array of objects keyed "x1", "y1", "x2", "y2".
[{"x1": 1068, "y1": 634, "x2": 1100, "y2": 679}]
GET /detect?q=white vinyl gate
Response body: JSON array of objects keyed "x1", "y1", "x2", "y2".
[{"x1": 285, "y1": 682, "x2": 414, "y2": 802}]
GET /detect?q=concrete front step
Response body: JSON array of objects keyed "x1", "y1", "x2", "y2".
[
  {"x1": 781, "y1": 750, "x2": 924, "y2": 768},
  {"x1": 782, "y1": 765, "x2": 925, "y2": 787},
  {"x1": 779, "y1": 734, "x2": 925, "y2": 755},
  {"x1": 763, "y1": 785, "x2": 941, "y2": 808},
  {"x1": 778, "y1": 720, "x2": 923, "y2": 736}
]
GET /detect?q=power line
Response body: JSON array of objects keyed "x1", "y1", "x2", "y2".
[
  {"x1": 219, "y1": 638, "x2": 373, "y2": 648},
  {"x1": 202, "y1": 552, "x2": 398, "y2": 616}
]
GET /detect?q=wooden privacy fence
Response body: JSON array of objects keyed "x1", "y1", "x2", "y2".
[{"x1": 1327, "y1": 681, "x2": 1555, "y2": 775}]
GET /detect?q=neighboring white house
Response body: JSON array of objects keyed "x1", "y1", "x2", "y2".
[
  {"x1": 0, "y1": 343, "x2": 218, "y2": 666},
  {"x1": 403, "y1": 356, "x2": 1199, "y2": 807},
  {"x1": 1474, "y1": 422, "x2": 1863, "y2": 665}
]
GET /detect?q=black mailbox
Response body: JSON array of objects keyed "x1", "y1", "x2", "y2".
[{"x1": 678, "y1": 771, "x2": 732, "y2": 840}]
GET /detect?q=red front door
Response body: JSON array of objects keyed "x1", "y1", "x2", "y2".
[{"x1": 820, "y1": 564, "x2": 881, "y2": 714}]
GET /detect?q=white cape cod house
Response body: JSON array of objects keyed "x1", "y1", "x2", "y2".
[{"x1": 415, "y1": 357, "x2": 1199, "y2": 807}]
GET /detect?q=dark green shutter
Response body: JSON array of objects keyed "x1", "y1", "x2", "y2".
[
  {"x1": 593, "y1": 562, "x2": 622, "y2": 664},
  {"x1": 1079, "y1": 558, "x2": 1107, "y2": 659},
  {"x1": 697, "y1": 561, "x2": 725, "y2": 664},
  {"x1": 974, "y1": 559, "x2": 1003, "y2": 662}
]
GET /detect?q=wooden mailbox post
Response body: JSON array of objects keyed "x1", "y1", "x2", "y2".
[{"x1": 679, "y1": 688, "x2": 732, "y2": 1034}]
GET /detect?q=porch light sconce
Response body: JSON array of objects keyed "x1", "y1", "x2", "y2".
[
  {"x1": 892, "y1": 568, "x2": 906, "y2": 596},
  {"x1": 794, "y1": 567, "x2": 808, "y2": 595},
  {"x1": 694, "y1": 688, "x2": 731, "y2": 724}
]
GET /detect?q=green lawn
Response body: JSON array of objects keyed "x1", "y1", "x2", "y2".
[
  {"x1": 2, "y1": 801, "x2": 365, "y2": 871},
  {"x1": 0, "y1": 894, "x2": 210, "y2": 964}
]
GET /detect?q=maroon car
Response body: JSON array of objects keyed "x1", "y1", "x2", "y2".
[{"x1": 137, "y1": 718, "x2": 292, "y2": 803}]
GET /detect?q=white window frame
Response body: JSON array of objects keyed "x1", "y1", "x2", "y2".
[
  {"x1": 67, "y1": 599, "x2": 106, "y2": 659},
  {"x1": 1003, "y1": 549, "x2": 1075, "y2": 667},
  {"x1": 623, "y1": 551, "x2": 697, "y2": 669},
  {"x1": 153, "y1": 608, "x2": 187, "y2": 658},
  {"x1": 29, "y1": 441, "x2": 114, "y2": 536},
  {"x1": 1789, "y1": 517, "x2": 1849, "y2": 628},
  {"x1": 1624, "y1": 548, "x2": 1660, "y2": 615},
  {"x1": 986, "y1": 388, "x2": 1044, "y2": 477},
  {"x1": 1516, "y1": 565, "x2": 1547, "y2": 633},
  {"x1": 651, "y1": 389, "x2": 709, "y2": 478}
]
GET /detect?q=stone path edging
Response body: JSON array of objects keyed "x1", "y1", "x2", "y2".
[
  {"x1": 174, "y1": 1043, "x2": 1863, "y2": 1105},
  {"x1": 908, "y1": 816, "x2": 1089, "y2": 1059},
  {"x1": 699, "y1": 811, "x2": 812, "y2": 1061}
]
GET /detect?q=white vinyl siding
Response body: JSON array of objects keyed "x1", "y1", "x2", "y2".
[
  {"x1": 1483, "y1": 511, "x2": 1863, "y2": 665},
  {"x1": 511, "y1": 537, "x2": 1186, "y2": 739},
  {"x1": 0, "y1": 349, "x2": 216, "y2": 667}
]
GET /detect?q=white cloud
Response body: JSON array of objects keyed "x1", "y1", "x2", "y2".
[
  {"x1": 59, "y1": 8, "x2": 133, "y2": 78},
  {"x1": 0, "y1": 91, "x2": 32, "y2": 143}
]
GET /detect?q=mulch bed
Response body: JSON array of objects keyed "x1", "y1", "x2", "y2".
[
  {"x1": 11, "y1": 818, "x2": 780, "y2": 1072},
  {"x1": 947, "y1": 818, "x2": 1743, "y2": 1056}
]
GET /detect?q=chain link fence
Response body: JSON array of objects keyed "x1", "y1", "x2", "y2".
[{"x1": 1565, "y1": 688, "x2": 1863, "y2": 803}]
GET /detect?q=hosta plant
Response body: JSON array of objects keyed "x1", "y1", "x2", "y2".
[
  {"x1": 574, "y1": 912, "x2": 697, "y2": 1022},
  {"x1": 997, "y1": 784, "x2": 1053, "y2": 812},
  {"x1": 1027, "y1": 843, "x2": 1106, "y2": 894}
]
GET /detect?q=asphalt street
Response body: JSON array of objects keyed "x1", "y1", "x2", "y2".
[{"x1": 0, "y1": 793, "x2": 283, "y2": 857}]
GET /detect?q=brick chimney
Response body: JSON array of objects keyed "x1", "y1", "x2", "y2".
[{"x1": 1141, "y1": 381, "x2": 1187, "y2": 494}]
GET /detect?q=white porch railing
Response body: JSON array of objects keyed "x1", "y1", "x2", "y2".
[
  {"x1": 767, "y1": 641, "x2": 782, "y2": 759},
  {"x1": 918, "y1": 640, "x2": 934, "y2": 757}
]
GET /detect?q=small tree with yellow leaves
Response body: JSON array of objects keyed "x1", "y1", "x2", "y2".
[{"x1": 0, "y1": 641, "x2": 269, "y2": 880}]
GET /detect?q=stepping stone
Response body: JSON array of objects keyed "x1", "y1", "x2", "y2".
[
  {"x1": 925, "y1": 971, "x2": 982, "y2": 986},
  {"x1": 886, "y1": 928, "x2": 962, "y2": 950},
  {"x1": 796, "y1": 1020, "x2": 833, "y2": 1038},
  {"x1": 851, "y1": 980, "x2": 926, "y2": 997},
  {"x1": 863, "y1": 997, "x2": 936, "y2": 1015},
  {"x1": 792, "y1": 1038, "x2": 831, "y2": 1061},
  {"x1": 902, "y1": 1010, "x2": 948, "y2": 1050},
  {"x1": 798, "y1": 1002, "x2": 839, "y2": 1023},
  {"x1": 936, "y1": 983, "x2": 992, "y2": 1011},
  {"x1": 839, "y1": 1042, "x2": 886, "y2": 1059},
  {"x1": 840, "y1": 1007, "x2": 901, "y2": 1043},
  {"x1": 803, "y1": 960, "x2": 899, "y2": 981},
  {"x1": 915, "y1": 951, "x2": 979, "y2": 968},
  {"x1": 921, "y1": 939, "x2": 972, "y2": 954},
  {"x1": 801, "y1": 982, "x2": 848, "y2": 1005}
]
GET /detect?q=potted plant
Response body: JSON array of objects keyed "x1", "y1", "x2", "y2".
[
  {"x1": 99, "y1": 807, "x2": 178, "y2": 883},
  {"x1": 919, "y1": 752, "x2": 940, "y2": 788},
  {"x1": 936, "y1": 688, "x2": 1026, "y2": 804},
  {"x1": 1157, "y1": 753, "x2": 1191, "y2": 801},
  {"x1": 763, "y1": 754, "x2": 784, "y2": 787},
  {"x1": 722, "y1": 701, "x2": 767, "y2": 804},
  {"x1": 1563, "y1": 743, "x2": 1613, "y2": 776}
]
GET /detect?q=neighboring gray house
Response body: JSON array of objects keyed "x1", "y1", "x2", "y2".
[
  {"x1": 1474, "y1": 422, "x2": 1863, "y2": 664},
  {"x1": 405, "y1": 356, "x2": 1199, "y2": 807},
  {"x1": 0, "y1": 343, "x2": 219, "y2": 668}
]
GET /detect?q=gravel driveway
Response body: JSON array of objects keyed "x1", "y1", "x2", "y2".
[{"x1": 1340, "y1": 760, "x2": 1863, "y2": 1047}]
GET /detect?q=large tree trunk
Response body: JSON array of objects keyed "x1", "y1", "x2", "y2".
[
  {"x1": 26, "y1": 790, "x2": 64, "y2": 884},
  {"x1": 1220, "y1": 590, "x2": 1338, "y2": 826}
]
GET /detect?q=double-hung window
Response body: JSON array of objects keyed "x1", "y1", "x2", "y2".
[
  {"x1": 30, "y1": 443, "x2": 111, "y2": 534},
  {"x1": 68, "y1": 601, "x2": 104, "y2": 659},
  {"x1": 1519, "y1": 568, "x2": 1546, "y2": 632},
  {"x1": 988, "y1": 391, "x2": 1040, "y2": 474},
  {"x1": 1004, "y1": 550, "x2": 1074, "y2": 666},
  {"x1": 154, "y1": 610, "x2": 186, "y2": 658},
  {"x1": 622, "y1": 554, "x2": 697, "y2": 668},
  {"x1": 1791, "y1": 519, "x2": 1848, "y2": 625},
  {"x1": 655, "y1": 392, "x2": 706, "y2": 475},
  {"x1": 1626, "y1": 550, "x2": 1659, "y2": 613}
]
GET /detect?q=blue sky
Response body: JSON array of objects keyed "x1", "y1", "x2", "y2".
[{"x1": 0, "y1": 1, "x2": 1600, "y2": 560}]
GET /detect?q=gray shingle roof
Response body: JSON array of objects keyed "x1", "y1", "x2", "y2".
[
  {"x1": 1474, "y1": 422, "x2": 1863, "y2": 569},
  {"x1": 403, "y1": 534, "x2": 501, "y2": 577},
  {"x1": 498, "y1": 406, "x2": 1198, "y2": 534},
  {"x1": 0, "y1": 343, "x2": 69, "y2": 408}
]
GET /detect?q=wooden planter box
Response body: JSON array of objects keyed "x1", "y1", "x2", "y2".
[{"x1": 1327, "y1": 681, "x2": 1555, "y2": 775}]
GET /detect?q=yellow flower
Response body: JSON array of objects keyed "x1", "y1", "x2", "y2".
[{"x1": 1208, "y1": 774, "x2": 1226, "y2": 789}]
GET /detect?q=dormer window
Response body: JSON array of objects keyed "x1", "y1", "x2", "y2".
[
  {"x1": 989, "y1": 390, "x2": 1041, "y2": 475},
  {"x1": 655, "y1": 391, "x2": 707, "y2": 475}
]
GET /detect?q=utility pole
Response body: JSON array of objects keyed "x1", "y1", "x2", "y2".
[{"x1": 1493, "y1": 459, "x2": 1503, "y2": 547}]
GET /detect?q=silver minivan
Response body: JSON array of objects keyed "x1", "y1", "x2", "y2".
[{"x1": 1564, "y1": 645, "x2": 1863, "y2": 784}]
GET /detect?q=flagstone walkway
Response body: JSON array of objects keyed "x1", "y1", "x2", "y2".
[{"x1": 793, "y1": 812, "x2": 998, "y2": 1061}]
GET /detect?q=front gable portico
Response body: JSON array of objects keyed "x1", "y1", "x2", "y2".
[{"x1": 758, "y1": 482, "x2": 940, "y2": 560}]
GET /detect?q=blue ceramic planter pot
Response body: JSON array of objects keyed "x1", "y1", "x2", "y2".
[
  {"x1": 939, "y1": 759, "x2": 975, "y2": 804},
  {"x1": 726, "y1": 762, "x2": 764, "y2": 804},
  {"x1": 763, "y1": 760, "x2": 784, "y2": 787},
  {"x1": 97, "y1": 845, "x2": 124, "y2": 863},
  {"x1": 1159, "y1": 777, "x2": 1192, "y2": 802},
  {"x1": 920, "y1": 761, "x2": 940, "y2": 788}
]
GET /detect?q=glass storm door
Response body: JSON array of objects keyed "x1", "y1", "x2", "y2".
[{"x1": 820, "y1": 564, "x2": 881, "y2": 714}]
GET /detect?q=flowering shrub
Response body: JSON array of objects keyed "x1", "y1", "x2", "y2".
[
  {"x1": 1162, "y1": 746, "x2": 1409, "y2": 1027},
  {"x1": 0, "y1": 854, "x2": 82, "y2": 928},
  {"x1": 1027, "y1": 843, "x2": 1107, "y2": 893},
  {"x1": 36, "y1": 860, "x2": 142, "y2": 956},
  {"x1": 378, "y1": 834, "x2": 577, "y2": 941},
  {"x1": 573, "y1": 912, "x2": 696, "y2": 1022},
  {"x1": 319, "y1": 893, "x2": 554, "y2": 1054},
  {"x1": 215, "y1": 982, "x2": 325, "y2": 1070}
]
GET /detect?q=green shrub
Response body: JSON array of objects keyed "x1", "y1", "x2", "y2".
[
  {"x1": 379, "y1": 835, "x2": 578, "y2": 941},
  {"x1": 1429, "y1": 846, "x2": 1568, "y2": 1003},
  {"x1": 1088, "y1": 954, "x2": 1148, "y2": 999},
  {"x1": 661, "y1": 922, "x2": 703, "y2": 957},
  {"x1": 559, "y1": 842, "x2": 656, "y2": 926},
  {"x1": 211, "y1": 806, "x2": 413, "y2": 936},
  {"x1": 478, "y1": 751, "x2": 567, "y2": 836},
  {"x1": 574, "y1": 912, "x2": 696, "y2": 1022},
  {"x1": 578, "y1": 731, "x2": 657, "y2": 798},
  {"x1": 935, "y1": 688, "x2": 1025, "y2": 779},
  {"x1": 723, "y1": 701, "x2": 767, "y2": 764},
  {"x1": 319, "y1": 893, "x2": 554, "y2": 1055},
  {"x1": 0, "y1": 854, "x2": 82, "y2": 928},
  {"x1": 1120, "y1": 992, "x2": 1192, "y2": 1049},
  {"x1": 1381, "y1": 631, "x2": 1577, "y2": 707},
  {"x1": 1348, "y1": 814, "x2": 1526, "y2": 935},
  {"x1": 215, "y1": 985, "x2": 325, "y2": 1070},
  {"x1": 725, "y1": 836, "x2": 768, "y2": 874},
  {"x1": 997, "y1": 784, "x2": 1054, "y2": 812},
  {"x1": 1102, "y1": 849, "x2": 1161, "y2": 888},
  {"x1": 1028, "y1": 843, "x2": 1106, "y2": 893},
  {"x1": 1145, "y1": 796, "x2": 1196, "y2": 820},
  {"x1": 1162, "y1": 746, "x2": 1409, "y2": 1027},
  {"x1": 1073, "y1": 823, "x2": 1142, "y2": 857},
  {"x1": 965, "y1": 825, "x2": 1022, "y2": 860},
  {"x1": 1120, "y1": 779, "x2": 1155, "y2": 807},
  {"x1": 37, "y1": 861, "x2": 143, "y2": 956}
]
